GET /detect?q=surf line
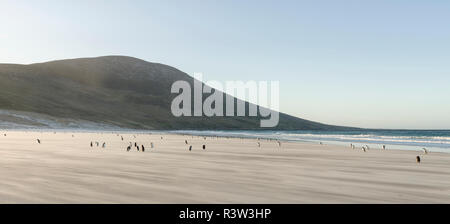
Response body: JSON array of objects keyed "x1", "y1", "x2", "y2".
[{"x1": 171, "y1": 73, "x2": 280, "y2": 127}]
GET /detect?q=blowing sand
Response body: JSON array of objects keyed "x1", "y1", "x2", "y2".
[{"x1": 0, "y1": 130, "x2": 449, "y2": 203}]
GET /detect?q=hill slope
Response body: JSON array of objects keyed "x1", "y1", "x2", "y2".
[{"x1": 0, "y1": 56, "x2": 352, "y2": 130}]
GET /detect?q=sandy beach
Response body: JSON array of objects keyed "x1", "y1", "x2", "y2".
[{"x1": 0, "y1": 130, "x2": 449, "y2": 204}]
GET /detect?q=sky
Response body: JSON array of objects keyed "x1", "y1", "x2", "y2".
[{"x1": 1, "y1": 0, "x2": 449, "y2": 129}]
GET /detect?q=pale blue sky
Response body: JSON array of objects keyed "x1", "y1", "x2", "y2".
[{"x1": 1, "y1": 0, "x2": 449, "y2": 129}]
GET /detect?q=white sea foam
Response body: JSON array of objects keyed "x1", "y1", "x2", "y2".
[{"x1": 171, "y1": 130, "x2": 450, "y2": 153}]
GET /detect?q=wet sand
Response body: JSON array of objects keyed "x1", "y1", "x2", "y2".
[{"x1": 0, "y1": 131, "x2": 449, "y2": 203}]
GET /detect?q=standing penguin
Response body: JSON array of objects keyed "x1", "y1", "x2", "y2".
[
  {"x1": 202, "y1": 145, "x2": 206, "y2": 150},
  {"x1": 189, "y1": 146, "x2": 192, "y2": 151},
  {"x1": 416, "y1": 156, "x2": 421, "y2": 163},
  {"x1": 142, "y1": 145, "x2": 145, "y2": 152},
  {"x1": 37, "y1": 139, "x2": 41, "y2": 144}
]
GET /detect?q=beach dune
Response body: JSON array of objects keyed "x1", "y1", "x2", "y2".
[{"x1": 0, "y1": 131, "x2": 449, "y2": 203}]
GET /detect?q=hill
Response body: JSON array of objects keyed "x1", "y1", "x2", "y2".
[{"x1": 0, "y1": 56, "x2": 354, "y2": 130}]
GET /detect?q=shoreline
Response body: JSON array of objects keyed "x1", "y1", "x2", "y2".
[
  {"x1": 2, "y1": 128, "x2": 449, "y2": 154},
  {"x1": 0, "y1": 130, "x2": 449, "y2": 203}
]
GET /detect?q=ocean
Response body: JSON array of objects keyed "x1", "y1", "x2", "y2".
[{"x1": 171, "y1": 130, "x2": 450, "y2": 153}]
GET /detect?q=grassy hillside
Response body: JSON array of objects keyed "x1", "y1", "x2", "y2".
[{"x1": 0, "y1": 56, "x2": 353, "y2": 130}]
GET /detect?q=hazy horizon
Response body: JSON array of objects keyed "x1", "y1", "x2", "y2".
[{"x1": 1, "y1": 0, "x2": 449, "y2": 129}]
